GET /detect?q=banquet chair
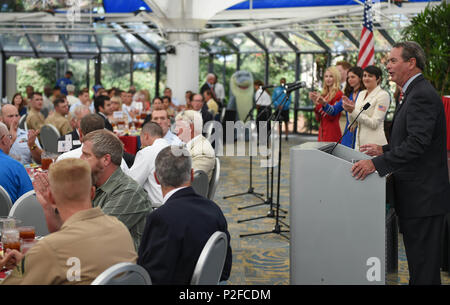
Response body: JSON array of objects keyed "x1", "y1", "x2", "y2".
[
  {"x1": 0, "y1": 185, "x2": 13, "y2": 217},
  {"x1": 192, "y1": 170, "x2": 209, "y2": 198},
  {"x1": 9, "y1": 190, "x2": 49, "y2": 236},
  {"x1": 18, "y1": 114, "x2": 28, "y2": 130},
  {"x1": 207, "y1": 157, "x2": 220, "y2": 200},
  {"x1": 91, "y1": 262, "x2": 152, "y2": 285},
  {"x1": 40, "y1": 124, "x2": 60, "y2": 154},
  {"x1": 190, "y1": 231, "x2": 228, "y2": 285}
]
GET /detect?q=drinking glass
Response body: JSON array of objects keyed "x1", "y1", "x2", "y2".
[
  {"x1": 41, "y1": 151, "x2": 53, "y2": 170},
  {"x1": 18, "y1": 226, "x2": 35, "y2": 241},
  {"x1": 1, "y1": 229, "x2": 20, "y2": 252}
]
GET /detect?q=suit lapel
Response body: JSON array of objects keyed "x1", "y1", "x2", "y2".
[{"x1": 389, "y1": 75, "x2": 425, "y2": 136}]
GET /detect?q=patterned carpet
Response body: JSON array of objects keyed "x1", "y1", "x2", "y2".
[{"x1": 213, "y1": 134, "x2": 450, "y2": 285}]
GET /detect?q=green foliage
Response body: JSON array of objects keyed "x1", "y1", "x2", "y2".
[{"x1": 402, "y1": 2, "x2": 450, "y2": 95}]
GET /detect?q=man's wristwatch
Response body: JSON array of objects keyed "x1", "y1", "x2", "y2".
[{"x1": 29, "y1": 144, "x2": 37, "y2": 151}]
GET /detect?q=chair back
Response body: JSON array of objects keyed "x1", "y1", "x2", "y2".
[
  {"x1": 191, "y1": 231, "x2": 228, "y2": 285},
  {"x1": 40, "y1": 124, "x2": 60, "y2": 153},
  {"x1": 192, "y1": 170, "x2": 209, "y2": 198},
  {"x1": 207, "y1": 157, "x2": 220, "y2": 200},
  {"x1": 0, "y1": 186, "x2": 12, "y2": 217},
  {"x1": 9, "y1": 190, "x2": 49, "y2": 236},
  {"x1": 91, "y1": 262, "x2": 152, "y2": 285},
  {"x1": 18, "y1": 114, "x2": 28, "y2": 130}
]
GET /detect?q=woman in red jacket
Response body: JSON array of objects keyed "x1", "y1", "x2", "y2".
[{"x1": 309, "y1": 66, "x2": 343, "y2": 142}]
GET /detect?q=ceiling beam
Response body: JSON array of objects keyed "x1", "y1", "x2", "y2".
[
  {"x1": 331, "y1": 19, "x2": 359, "y2": 47},
  {"x1": 274, "y1": 32, "x2": 299, "y2": 53}
]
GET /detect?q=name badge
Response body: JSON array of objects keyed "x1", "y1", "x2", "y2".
[{"x1": 113, "y1": 111, "x2": 124, "y2": 118}]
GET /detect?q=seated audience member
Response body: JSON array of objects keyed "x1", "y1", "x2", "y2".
[
  {"x1": 0, "y1": 122, "x2": 33, "y2": 203},
  {"x1": 66, "y1": 84, "x2": 80, "y2": 107},
  {"x1": 2, "y1": 158, "x2": 137, "y2": 285},
  {"x1": 174, "y1": 110, "x2": 215, "y2": 181},
  {"x1": 1, "y1": 105, "x2": 42, "y2": 164},
  {"x1": 138, "y1": 146, "x2": 232, "y2": 284},
  {"x1": 44, "y1": 98, "x2": 73, "y2": 136},
  {"x1": 151, "y1": 97, "x2": 164, "y2": 111},
  {"x1": 42, "y1": 85, "x2": 54, "y2": 115},
  {"x1": 185, "y1": 91, "x2": 193, "y2": 110},
  {"x1": 163, "y1": 87, "x2": 183, "y2": 111},
  {"x1": 57, "y1": 114, "x2": 130, "y2": 173},
  {"x1": 129, "y1": 122, "x2": 169, "y2": 208},
  {"x1": 25, "y1": 92, "x2": 45, "y2": 131},
  {"x1": 203, "y1": 89, "x2": 219, "y2": 117},
  {"x1": 11, "y1": 93, "x2": 27, "y2": 116},
  {"x1": 70, "y1": 88, "x2": 94, "y2": 114},
  {"x1": 190, "y1": 93, "x2": 213, "y2": 126},
  {"x1": 144, "y1": 109, "x2": 182, "y2": 146},
  {"x1": 121, "y1": 90, "x2": 140, "y2": 122},
  {"x1": 80, "y1": 130, "x2": 152, "y2": 250},
  {"x1": 57, "y1": 105, "x2": 90, "y2": 151},
  {"x1": 162, "y1": 95, "x2": 175, "y2": 119},
  {"x1": 93, "y1": 95, "x2": 113, "y2": 131}
]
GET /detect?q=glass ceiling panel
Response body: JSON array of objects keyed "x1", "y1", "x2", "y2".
[
  {"x1": 124, "y1": 23, "x2": 166, "y2": 50},
  {"x1": 111, "y1": 24, "x2": 154, "y2": 53},
  {"x1": 0, "y1": 33, "x2": 32, "y2": 52},
  {"x1": 287, "y1": 33, "x2": 325, "y2": 52},
  {"x1": 97, "y1": 34, "x2": 128, "y2": 53},
  {"x1": 28, "y1": 34, "x2": 65, "y2": 53},
  {"x1": 66, "y1": 35, "x2": 98, "y2": 53}
]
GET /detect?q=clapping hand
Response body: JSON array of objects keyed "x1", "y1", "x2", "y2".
[
  {"x1": 342, "y1": 96, "x2": 355, "y2": 113},
  {"x1": 309, "y1": 91, "x2": 320, "y2": 105},
  {"x1": 27, "y1": 129, "x2": 40, "y2": 147},
  {"x1": 0, "y1": 249, "x2": 23, "y2": 270}
]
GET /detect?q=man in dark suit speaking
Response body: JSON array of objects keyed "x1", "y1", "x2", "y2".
[
  {"x1": 137, "y1": 146, "x2": 232, "y2": 284},
  {"x1": 351, "y1": 41, "x2": 450, "y2": 284}
]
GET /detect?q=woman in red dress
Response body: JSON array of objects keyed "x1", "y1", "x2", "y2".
[{"x1": 310, "y1": 66, "x2": 343, "y2": 142}]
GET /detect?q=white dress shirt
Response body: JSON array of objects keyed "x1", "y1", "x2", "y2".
[
  {"x1": 57, "y1": 144, "x2": 130, "y2": 174},
  {"x1": 164, "y1": 130, "x2": 183, "y2": 146},
  {"x1": 129, "y1": 138, "x2": 170, "y2": 208},
  {"x1": 9, "y1": 128, "x2": 41, "y2": 164},
  {"x1": 255, "y1": 88, "x2": 272, "y2": 106}
]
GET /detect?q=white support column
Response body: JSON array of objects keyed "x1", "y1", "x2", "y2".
[{"x1": 165, "y1": 32, "x2": 200, "y2": 104}]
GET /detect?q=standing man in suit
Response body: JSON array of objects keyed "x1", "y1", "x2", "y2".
[
  {"x1": 138, "y1": 146, "x2": 232, "y2": 284},
  {"x1": 351, "y1": 41, "x2": 450, "y2": 285},
  {"x1": 93, "y1": 95, "x2": 113, "y2": 131}
]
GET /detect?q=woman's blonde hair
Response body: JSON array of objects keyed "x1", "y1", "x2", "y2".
[{"x1": 321, "y1": 66, "x2": 341, "y2": 101}]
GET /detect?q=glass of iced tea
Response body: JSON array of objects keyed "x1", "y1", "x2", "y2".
[
  {"x1": 41, "y1": 151, "x2": 53, "y2": 170},
  {"x1": 18, "y1": 226, "x2": 35, "y2": 241},
  {"x1": 1, "y1": 229, "x2": 20, "y2": 252}
]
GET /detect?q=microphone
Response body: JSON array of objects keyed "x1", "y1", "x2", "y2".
[
  {"x1": 329, "y1": 102, "x2": 370, "y2": 155},
  {"x1": 285, "y1": 81, "x2": 307, "y2": 92},
  {"x1": 260, "y1": 84, "x2": 278, "y2": 89}
]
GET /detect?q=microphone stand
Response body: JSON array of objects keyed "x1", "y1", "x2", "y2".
[
  {"x1": 239, "y1": 86, "x2": 298, "y2": 240},
  {"x1": 223, "y1": 88, "x2": 266, "y2": 204},
  {"x1": 329, "y1": 102, "x2": 370, "y2": 155}
]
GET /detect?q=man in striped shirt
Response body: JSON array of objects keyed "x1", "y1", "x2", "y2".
[{"x1": 80, "y1": 129, "x2": 152, "y2": 250}]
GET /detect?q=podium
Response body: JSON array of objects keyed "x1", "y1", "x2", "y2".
[{"x1": 290, "y1": 142, "x2": 397, "y2": 285}]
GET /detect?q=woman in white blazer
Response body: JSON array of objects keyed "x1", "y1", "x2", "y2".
[{"x1": 343, "y1": 65, "x2": 390, "y2": 150}]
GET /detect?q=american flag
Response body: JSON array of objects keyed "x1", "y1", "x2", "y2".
[{"x1": 357, "y1": 0, "x2": 375, "y2": 68}]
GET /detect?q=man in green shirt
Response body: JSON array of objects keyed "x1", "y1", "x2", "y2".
[{"x1": 80, "y1": 129, "x2": 152, "y2": 250}]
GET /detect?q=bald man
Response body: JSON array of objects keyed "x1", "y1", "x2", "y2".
[{"x1": 0, "y1": 104, "x2": 42, "y2": 164}]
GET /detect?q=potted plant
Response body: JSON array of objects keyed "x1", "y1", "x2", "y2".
[{"x1": 402, "y1": 2, "x2": 450, "y2": 96}]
